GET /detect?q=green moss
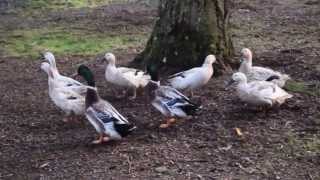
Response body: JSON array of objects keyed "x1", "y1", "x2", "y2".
[
  {"x1": 285, "y1": 81, "x2": 320, "y2": 96},
  {"x1": 286, "y1": 131, "x2": 320, "y2": 155},
  {"x1": 2, "y1": 27, "x2": 147, "y2": 58},
  {"x1": 304, "y1": 137, "x2": 320, "y2": 152}
]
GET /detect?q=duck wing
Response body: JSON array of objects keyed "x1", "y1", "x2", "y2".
[
  {"x1": 155, "y1": 86, "x2": 200, "y2": 116},
  {"x1": 250, "y1": 66, "x2": 282, "y2": 81},
  {"x1": 55, "y1": 86, "x2": 84, "y2": 98},
  {"x1": 248, "y1": 81, "x2": 291, "y2": 102},
  {"x1": 166, "y1": 67, "x2": 206, "y2": 89},
  {"x1": 85, "y1": 100, "x2": 134, "y2": 137},
  {"x1": 120, "y1": 68, "x2": 151, "y2": 87},
  {"x1": 167, "y1": 67, "x2": 201, "y2": 80},
  {"x1": 92, "y1": 100, "x2": 129, "y2": 124},
  {"x1": 118, "y1": 67, "x2": 140, "y2": 74},
  {"x1": 54, "y1": 75, "x2": 90, "y2": 95},
  {"x1": 158, "y1": 86, "x2": 189, "y2": 101},
  {"x1": 52, "y1": 86, "x2": 85, "y2": 113},
  {"x1": 248, "y1": 81, "x2": 275, "y2": 96}
]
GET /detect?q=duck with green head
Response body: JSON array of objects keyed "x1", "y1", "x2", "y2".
[
  {"x1": 145, "y1": 65, "x2": 201, "y2": 128},
  {"x1": 77, "y1": 65, "x2": 136, "y2": 144}
]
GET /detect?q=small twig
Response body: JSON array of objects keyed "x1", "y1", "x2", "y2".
[
  {"x1": 307, "y1": 172, "x2": 314, "y2": 180},
  {"x1": 126, "y1": 155, "x2": 132, "y2": 174}
]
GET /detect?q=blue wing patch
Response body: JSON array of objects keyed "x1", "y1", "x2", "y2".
[
  {"x1": 166, "y1": 98, "x2": 183, "y2": 107},
  {"x1": 95, "y1": 111, "x2": 116, "y2": 124}
]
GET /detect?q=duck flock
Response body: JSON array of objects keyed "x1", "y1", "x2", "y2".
[{"x1": 40, "y1": 48, "x2": 292, "y2": 144}]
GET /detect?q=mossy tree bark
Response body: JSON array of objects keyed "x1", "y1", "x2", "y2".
[{"x1": 134, "y1": 0, "x2": 234, "y2": 74}]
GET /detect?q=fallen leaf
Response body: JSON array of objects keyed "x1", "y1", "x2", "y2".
[{"x1": 235, "y1": 128, "x2": 243, "y2": 136}]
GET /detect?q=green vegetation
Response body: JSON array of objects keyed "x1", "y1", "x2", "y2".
[
  {"x1": 1, "y1": 27, "x2": 147, "y2": 58},
  {"x1": 24, "y1": 0, "x2": 156, "y2": 11},
  {"x1": 286, "y1": 131, "x2": 320, "y2": 156},
  {"x1": 0, "y1": 0, "x2": 150, "y2": 58},
  {"x1": 285, "y1": 81, "x2": 320, "y2": 96},
  {"x1": 26, "y1": 0, "x2": 125, "y2": 10}
]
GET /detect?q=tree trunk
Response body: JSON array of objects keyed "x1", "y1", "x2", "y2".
[{"x1": 134, "y1": 0, "x2": 234, "y2": 74}]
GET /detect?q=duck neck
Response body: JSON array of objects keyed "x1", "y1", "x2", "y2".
[
  {"x1": 107, "y1": 58, "x2": 116, "y2": 67},
  {"x1": 85, "y1": 88, "x2": 99, "y2": 108},
  {"x1": 49, "y1": 58, "x2": 60, "y2": 77},
  {"x1": 239, "y1": 58, "x2": 252, "y2": 74},
  {"x1": 146, "y1": 81, "x2": 159, "y2": 100},
  {"x1": 237, "y1": 79, "x2": 248, "y2": 90},
  {"x1": 82, "y1": 71, "x2": 98, "y2": 107},
  {"x1": 202, "y1": 62, "x2": 212, "y2": 68},
  {"x1": 47, "y1": 68, "x2": 56, "y2": 89},
  {"x1": 51, "y1": 68, "x2": 60, "y2": 78},
  {"x1": 203, "y1": 64, "x2": 213, "y2": 76},
  {"x1": 106, "y1": 61, "x2": 117, "y2": 72}
]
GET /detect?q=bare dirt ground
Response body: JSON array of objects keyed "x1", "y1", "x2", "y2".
[{"x1": 0, "y1": 0, "x2": 319, "y2": 179}]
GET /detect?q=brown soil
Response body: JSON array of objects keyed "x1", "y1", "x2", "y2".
[{"x1": 0, "y1": 0, "x2": 319, "y2": 179}]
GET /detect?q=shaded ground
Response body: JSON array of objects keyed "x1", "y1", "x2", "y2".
[{"x1": 0, "y1": 0, "x2": 319, "y2": 179}]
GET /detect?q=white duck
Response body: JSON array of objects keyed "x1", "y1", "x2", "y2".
[
  {"x1": 77, "y1": 65, "x2": 136, "y2": 144},
  {"x1": 41, "y1": 62, "x2": 86, "y2": 122},
  {"x1": 166, "y1": 55, "x2": 216, "y2": 97},
  {"x1": 239, "y1": 48, "x2": 290, "y2": 87},
  {"x1": 145, "y1": 67, "x2": 201, "y2": 128},
  {"x1": 103, "y1": 52, "x2": 151, "y2": 99},
  {"x1": 227, "y1": 72, "x2": 293, "y2": 108},
  {"x1": 42, "y1": 52, "x2": 88, "y2": 95}
]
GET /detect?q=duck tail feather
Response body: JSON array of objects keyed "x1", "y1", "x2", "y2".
[
  {"x1": 180, "y1": 102, "x2": 201, "y2": 116},
  {"x1": 266, "y1": 75, "x2": 280, "y2": 81},
  {"x1": 114, "y1": 123, "x2": 137, "y2": 137}
]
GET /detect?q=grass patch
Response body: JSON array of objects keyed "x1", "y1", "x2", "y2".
[
  {"x1": 8, "y1": 0, "x2": 139, "y2": 16},
  {"x1": 2, "y1": 27, "x2": 147, "y2": 58},
  {"x1": 286, "y1": 131, "x2": 320, "y2": 155},
  {"x1": 26, "y1": 0, "x2": 113, "y2": 10},
  {"x1": 285, "y1": 81, "x2": 320, "y2": 96},
  {"x1": 25, "y1": 0, "x2": 156, "y2": 10}
]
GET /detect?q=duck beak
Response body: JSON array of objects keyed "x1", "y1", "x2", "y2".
[{"x1": 225, "y1": 79, "x2": 236, "y2": 89}]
